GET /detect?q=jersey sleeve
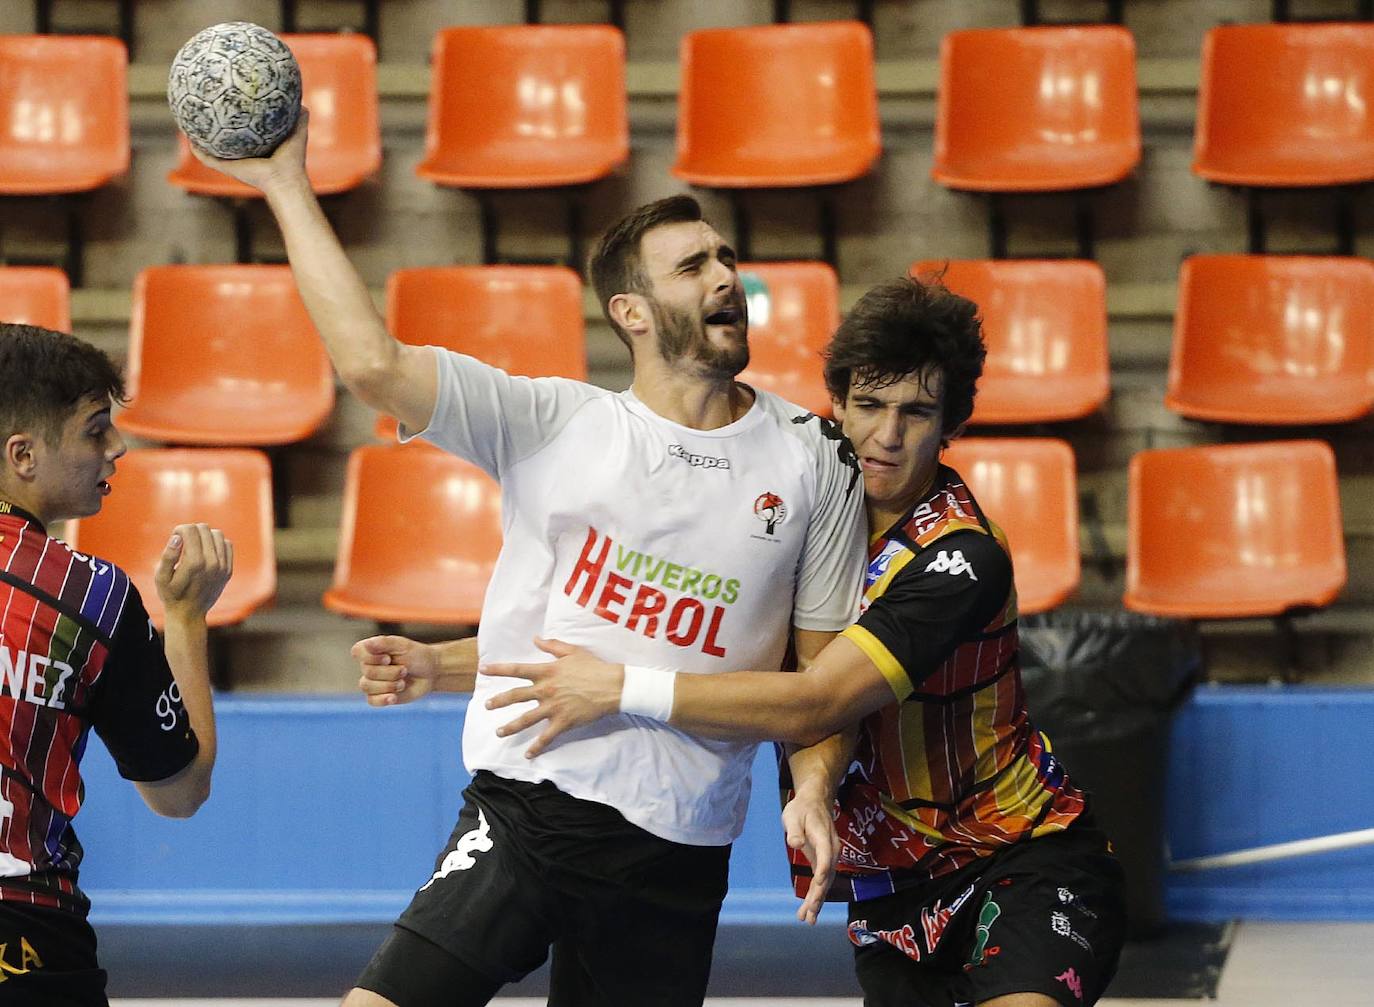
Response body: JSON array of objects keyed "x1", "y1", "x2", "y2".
[
  {"x1": 88, "y1": 584, "x2": 200, "y2": 783},
  {"x1": 791, "y1": 419, "x2": 867, "y2": 632},
  {"x1": 400, "y1": 346, "x2": 602, "y2": 479},
  {"x1": 841, "y1": 530, "x2": 1013, "y2": 701}
]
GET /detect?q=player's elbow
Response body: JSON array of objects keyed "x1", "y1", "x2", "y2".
[
  {"x1": 137, "y1": 767, "x2": 212, "y2": 819},
  {"x1": 338, "y1": 339, "x2": 404, "y2": 409},
  {"x1": 151, "y1": 779, "x2": 210, "y2": 819}
]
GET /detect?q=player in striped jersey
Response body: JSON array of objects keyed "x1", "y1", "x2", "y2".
[
  {"x1": 0, "y1": 324, "x2": 232, "y2": 1004},
  {"x1": 480, "y1": 277, "x2": 1128, "y2": 1007}
]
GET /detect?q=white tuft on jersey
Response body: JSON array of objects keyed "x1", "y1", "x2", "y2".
[{"x1": 406, "y1": 348, "x2": 866, "y2": 846}]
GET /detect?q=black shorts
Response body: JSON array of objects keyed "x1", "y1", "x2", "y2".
[
  {"x1": 847, "y1": 819, "x2": 1126, "y2": 1007},
  {"x1": 357, "y1": 770, "x2": 731, "y2": 1007},
  {"x1": 0, "y1": 901, "x2": 108, "y2": 1006}
]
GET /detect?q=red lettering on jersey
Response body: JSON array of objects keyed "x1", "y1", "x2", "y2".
[
  {"x1": 595, "y1": 573, "x2": 633, "y2": 624},
  {"x1": 666, "y1": 598, "x2": 705, "y2": 647},
  {"x1": 564, "y1": 527, "x2": 611, "y2": 606},
  {"x1": 701, "y1": 604, "x2": 727, "y2": 658},
  {"x1": 626, "y1": 584, "x2": 667, "y2": 637}
]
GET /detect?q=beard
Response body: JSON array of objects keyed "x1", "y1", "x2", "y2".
[{"x1": 651, "y1": 300, "x2": 749, "y2": 380}]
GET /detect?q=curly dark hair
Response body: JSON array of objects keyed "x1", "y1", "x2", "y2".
[
  {"x1": 823, "y1": 275, "x2": 985, "y2": 433},
  {"x1": 589, "y1": 194, "x2": 705, "y2": 355},
  {"x1": 0, "y1": 324, "x2": 126, "y2": 444}
]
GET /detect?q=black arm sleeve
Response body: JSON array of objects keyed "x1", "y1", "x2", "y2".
[
  {"x1": 88, "y1": 586, "x2": 200, "y2": 782},
  {"x1": 853, "y1": 530, "x2": 1013, "y2": 693}
]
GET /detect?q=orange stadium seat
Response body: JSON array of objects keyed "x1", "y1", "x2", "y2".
[
  {"x1": 1194, "y1": 23, "x2": 1374, "y2": 187},
  {"x1": 377, "y1": 265, "x2": 587, "y2": 438},
  {"x1": 911, "y1": 259, "x2": 1109, "y2": 424},
  {"x1": 324, "y1": 444, "x2": 503, "y2": 625},
  {"x1": 167, "y1": 33, "x2": 381, "y2": 197},
  {"x1": 0, "y1": 267, "x2": 70, "y2": 330},
  {"x1": 67, "y1": 448, "x2": 276, "y2": 628},
  {"x1": 1125, "y1": 441, "x2": 1347, "y2": 618},
  {"x1": 932, "y1": 26, "x2": 1139, "y2": 192},
  {"x1": 119, "y1": 265, "x2": 334, "y2": 445},
  {"x1": 0, "y1": 35, "x2": 129, "y2": 194},
  {"x1": 943, "y1": 438, "x2": 1080, "y2": 614},
  {"x1": 1167, "y1": 255, "x2": 1374, "y2": 425},
  {"x1": 673, "y1": 22, "x2": 880, "y2": 188},
  {"x1": 416, "y1": 25, "x2": 627, "y2": 187},
  {"x1": 736, "y1": 262, "x2": 838, "y2": 417}
]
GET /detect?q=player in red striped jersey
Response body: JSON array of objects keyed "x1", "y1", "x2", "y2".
[
  {"x1": 477, "y1": 278, "x2": 1129, "y2": 1007},
  {"x1": 0, "y1": 324, "x2": 232, "y2": 1004}
]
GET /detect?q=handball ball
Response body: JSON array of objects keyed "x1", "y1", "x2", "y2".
[{"x1": 167, "y1": 22, "x2": 302, "y2": 160}]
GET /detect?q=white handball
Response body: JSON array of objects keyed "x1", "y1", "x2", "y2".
[{"x1": 167, "y1": 22, "x2": 302, "y2": 160}]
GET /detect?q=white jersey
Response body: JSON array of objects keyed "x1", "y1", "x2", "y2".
[{"x1": 407, "y1": 347, "x2": 866, "y2": 845}]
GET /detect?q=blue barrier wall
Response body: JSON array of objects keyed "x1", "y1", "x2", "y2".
[
  {"x1": 1164, "y1": 686, "x2": 1374, "y2": 921},
  {"x1": 75, "y1": 686, "x2": 1374, "y2": 926}
]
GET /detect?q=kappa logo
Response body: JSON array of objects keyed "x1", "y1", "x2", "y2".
[
  {"x1": 924, "y1": 549, "x2": 977, "y2": 581},
  {"x1": 419, "y1": 809, "x2": 494, "y2": 891},
  {"x1": 668, "y1": 444, "x2": 730, "y2": 470}
]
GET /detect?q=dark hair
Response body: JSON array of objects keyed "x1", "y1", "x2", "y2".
[
  {"x1": 0, "y1": 324, "x2": 126, "y2": 443},
  {"x1": 823, "y1": 276, "x2": 985, "y2": 433},
  {"x1": 589, "y1": 195, "x2": 705, "y2": 353}
]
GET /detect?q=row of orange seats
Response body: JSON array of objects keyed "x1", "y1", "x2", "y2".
[
  {"x1": 5, "y1": 21, "x2": 1374, "y2": 210},
  {"x1": 8, "y1": 253, "x2": 1374, "y2": 436},
  {"x1": 63, "y1": 437, "x2": 1347, "y2": 633}
]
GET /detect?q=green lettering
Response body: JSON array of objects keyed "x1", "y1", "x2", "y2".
[
  {"x1": 643, "y1": 556, "x2": 666, "y2": 583},
  {"x1": 662, "y1": 563, "x2": 683, "y2": 591},
  {"x1": 614, "y1": 545, "x2": 639, "y2": 573},
  {"x1": 722, "y1": 579, "x2": 740, "y2": 604},
  {"x1": 679, "y1": 568, "x2": 703, "y2": 596},
  {"x1": 701, "y1": 574, "x2": 722, "y2": 599}
]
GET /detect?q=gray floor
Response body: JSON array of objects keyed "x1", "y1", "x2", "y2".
[{"x1": 102, "y1": 921, "x2": 1374, "y2": 1005}]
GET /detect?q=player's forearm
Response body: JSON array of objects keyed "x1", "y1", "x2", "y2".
[
  {"x1": 432, "y1": 637, "x2": 480, "y2": 693},
  {"x1": 153, "y1": 612, "x2": 217, "y2": 815},
  {"x1": 667, "y1": 670, "x2": 849, "y2": 746},
  {"x1": 258, "y1": 174, "x2": 398, "y2": 404},
  {"x1": 785, "y1": 724, "x2": 858, "y2": 802}
]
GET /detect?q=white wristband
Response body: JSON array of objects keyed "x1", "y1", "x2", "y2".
[{"x1": 620, "y1": 665, "x2": 676, "y2": 722}]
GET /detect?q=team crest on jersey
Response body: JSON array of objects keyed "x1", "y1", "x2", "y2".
[{"x1": 753, "y1": 492, "x2": 787, "y2": 535}]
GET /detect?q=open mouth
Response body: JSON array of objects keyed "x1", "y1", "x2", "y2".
[{"x1": 703, "y1": 305, "x2": 742, "y2": 326}]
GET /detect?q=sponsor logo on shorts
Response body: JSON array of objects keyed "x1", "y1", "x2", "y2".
[
  {"x1": 668, "y1": 444, "x2": 730, "y2": 470},
  {"x1": 1057, "y1": 966, "x2": 1085, "y2": 1001},
  {"x1": 0, "y1": 937, "x2": 43, "y2": 981},
  {"x1": 419, "y1": 808, "x2": 494, "y2": 891},
  {"x1": 1059, "y1": 886, "x2": 1099, "y2": 920},
  {"x1": 847, "y1": 919, "x2": 922, "y2": 962},
  {"x1": 920, "y1": 881, "x2": 977, "y2": 954},
  {"x1": 964, "y1": 893, "x2": 1002, "y2": 970},
  {"x1": 1050, "y1": 910, "x2": 1095, "y2": 954}
]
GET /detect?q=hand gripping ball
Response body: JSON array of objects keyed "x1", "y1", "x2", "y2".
[{"x1": 167, "y1": 22, "x2": 302, "y2": 159}]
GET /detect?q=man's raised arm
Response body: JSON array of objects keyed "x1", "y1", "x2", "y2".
[{"x1": 187, "y1": 112, "x2": 437, "y2": 433}]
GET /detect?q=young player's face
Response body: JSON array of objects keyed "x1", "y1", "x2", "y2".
[
  {"x1": 834, "y1": 370, "x2": 951, "y2": 523},
  {"x1": 637, "y1": 220, "x2": 749, "y2": 379},
  {"x1": 34, "y1": 395, "x2": 125, "y2": 522}
]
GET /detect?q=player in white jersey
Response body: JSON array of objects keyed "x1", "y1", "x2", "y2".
[{"x1": 191, "y1": 116, "x2": 866, "y2": 1007}]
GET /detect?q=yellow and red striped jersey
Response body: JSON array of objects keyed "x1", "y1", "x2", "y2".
[{"x1": 792, "y1": 464, "x2": 1085, "y2": 901}]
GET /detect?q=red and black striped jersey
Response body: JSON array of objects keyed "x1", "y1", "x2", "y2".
[
  {"x1": 788, "y1": 465, "x2": 1085, "y2": 902},
  {"x1": 0, "y1": 501, "x2": 198, "y2": 916}
]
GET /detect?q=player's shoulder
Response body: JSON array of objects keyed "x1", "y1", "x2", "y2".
[
  {"x1": 751, "y1": 389, "x2": 860, "y2": 479},
  {"x1": 49, "y1": 537, "x2": 138, "y2": 630},
  {"x1": 903, "y1": 527, "x2": 1011, "y2": 595}
]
